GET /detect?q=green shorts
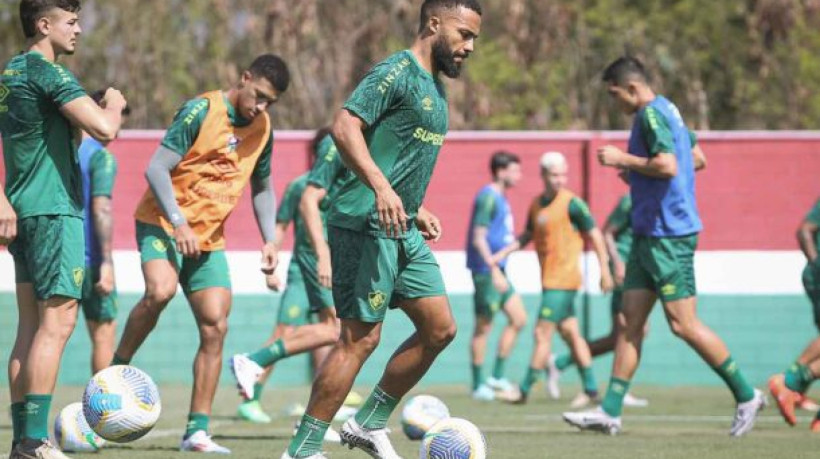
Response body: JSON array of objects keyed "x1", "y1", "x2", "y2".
[
  {"x1": 277, "y1": 261, "x2": 312, "y2": 327},
  {"x1": 9, "y1": 215, "x2": 85, "y2": 301},
  {"x1": 294, "y1": 249, "x2": 334, "y2": 313},
  {"x1": 329, "y1": 225, "x2": 446, "y2": 323},
  {"x1": 81, "y1": 264, "x2": 118, "y2": 322},
  {"x1": 472, "y1": 270, "x2": 516, "y2": 319},
  {"x1": 610, "y1": 287, "x2": 624, "y2": 316},
  {"x1": 135, "y1": 221, "x2": 231, "y2": 295},
  {"x1": 803, "y1": 263, "x2": 820, "y2": 326},
  {"x1": 624, "y1": 234, "x2": 698, "y2": 303},
  {"x1": 539, "y1": 289, "x2": 577, "y2": 323}
]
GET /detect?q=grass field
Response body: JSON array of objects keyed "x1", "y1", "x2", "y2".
[{"x1": 3, "y1": 383, "x2": 819, "y2": 458}]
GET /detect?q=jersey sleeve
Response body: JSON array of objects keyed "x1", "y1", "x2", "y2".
[
  {"x1": 605, "y1": 195, "x2": 630, "y2": 233},
  {"x1": 252, "y1": 132, "x2": 274, "y2": 181},
  {"x1": 807, "y1": 198, "x2": 820, "y2": 226},
  {"x1": 639, "y1": 106, "x2": 676, "y2": 158},
  {"x1": 160, "y1": 98, "x2": 209, "y2": 156},
  {"x1": 569, "y1": 197, "x2": 596, "y2": 232},
  {"x1": 307, "y1": 138, "x2": 343, "y2": 190},
  {"x1": 276, "y1": 181, "x2": 299, "y2": 224},
  {"x1": 89, "y1": 148, "x2": 117, "y2": 197},
  {"x1": 33, "y1": 58, "x2": 86, "y2": 107},
  {"x1": 471, "y1": 190, "x2": 496, "y2": 228},
  {"x1": 342, "y1": 56, "x2": 408, "y2": 127}
]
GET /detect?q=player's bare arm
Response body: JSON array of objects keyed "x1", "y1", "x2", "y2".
[
  {"x1": 472, "y1": 224, "x2": 510, "y2": 293},
  {"x1": 299, "y1": 184, "x2": 332, "y2": 288},
  {"x1": 61, "y1": 88, "x2": 127, "y2": 142},
  {"x1": 798, "y1": 219, "x2": 819, "y2": 264},
  {"x1": 417, "y1": 205, "x2": 443, "y2": 242},
  {"x1": 692, "y1": 144, "x2": 707, "y2": 171},
  {"x1": 597, "y1": 145, "x2": 677, "y2": 179},
  {"x1": 92, "y1": 195, "x2": 115, "y2": 296},
  {"x1": 586, "y1": 227, "x2": 614, "y2": 292},
  {"x1": 0, "y1": 188, "x2": 17, "y2": 246},
  {"x1": 332, "y1": 109, "x2": 407, "y2": 237}
]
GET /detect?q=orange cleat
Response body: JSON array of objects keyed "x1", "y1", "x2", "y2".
[
  {"x1": 811, "y1": 417, "x2": 820, "y2": 432},
  {"x1": 769, "y1": 374, "x2": 800, "y2": 426}
]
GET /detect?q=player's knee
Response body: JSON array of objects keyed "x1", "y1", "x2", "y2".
[
  {"x1": 510, "y1": 313, "x2": 527, "y2": 331},
  {"x1": 143, "y1": 284, "x2": 176, "y2": 309},
  {"x1": 428, "y1": 322, "x2": 457, "y2": 351},
  {"x1": 41, "y1": 310, "x2": 78, "y2": 342},
  {"x1": 199, "y1": 319, "x2": 229, "y2": 347},
  {"x1": 668, "y1": 317, "x2": 696, "y2": 340}
]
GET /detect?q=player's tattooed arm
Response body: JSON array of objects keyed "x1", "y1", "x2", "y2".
[
  {"x1": 92, "y1": 195, "x2": 115, "y2": 295},
  {"x1": 0, "y1": 188, "x2": 17, "y2": 246}
]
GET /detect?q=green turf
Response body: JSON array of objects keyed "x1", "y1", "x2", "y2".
[{"x1": 3, "y1": 384, "x2": 819, "y2": 458}]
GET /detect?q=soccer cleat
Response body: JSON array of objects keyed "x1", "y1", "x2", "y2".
[
  {"x1": 768, "y1": 374, "x2": 799, "y2": 426},
  {"x1": 471, "y1": 384, "x2": 495, "y2": 401},
  {"x1": 11, "y1": 439, "x2": 72, "y2": 459},
  {"x1": 546, "y1": 355, "x2": 561, "y2": 399},
  {"x1": 503, "y1": 388, "x2": 528, "y2": 405},
  {"x1": 180, "y1": 431, "x2": 231, "y2": 454},
  {"x1": 229, "y1": 354, "x2": 264, "y2": 400},
  {"x1": 562, "y1": 407, "x2": 622, "y2": 435},
  {"x1": 730, "y1": 389, "x2": 767, "y2": 437},
  {"x1": 280, "y1": 452, "x2": 328, "y2": 459},
  {"x1": 569, "y1": 392, "x2": 600, "y2": 409},
  {"x1": 292, "y1": 420, "x2": 342, "y2": 444},
  {"x1": 237, "y1": 400, "x2": 272, "y2": 423},
  {"x1": 623, "y1": 392, "x2": 650, "y2": 408},
  {"x1": 485, "y1": 376, "x2": 516, "y2": 393},
  {"x1": 340, "y1": 417, "x2": 403, "y2": 459}
]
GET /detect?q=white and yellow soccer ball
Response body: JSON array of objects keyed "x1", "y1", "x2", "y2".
[
  {"x1": 400, "y1": 395, "x2": 451, "y2": 440},
  {"x1": 82, "y1": 365, "x2": 162, "y2": 442},
  {"x1": 54, "y1": 402, "x2": 106, "y2": 452},
  {"x1": 420, "y1": 417, "x2": 487, "y2": 459}
]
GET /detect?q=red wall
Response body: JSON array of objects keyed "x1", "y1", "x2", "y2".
[{"x1": 2, "y1": 131, "x2": 818, "y2": 251}]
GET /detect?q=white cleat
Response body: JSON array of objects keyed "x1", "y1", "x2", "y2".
[
  {"x1": 292, "y1": 420, "x2": 342, "y2": 444},
  {"x1": 623, "y1": 392, "x2": 649, "y2": 408},
  {"x1": 229, "y1": 354, "x2": 263, "y2": 400},
  {"x1": 280, "y1": 452, "x2": 327, "y2": 459},
  {"x1": 334, "y1": 405, "x2": 358, "y2": 422},
  {"x1": 730, "y1": 389, "x2": 767, "y2": 437},
  {"x1": 562, "y1": 407, "x2": 622, "y2": 435},
  {"x1": 180, "y1": 430, "x2": 231, "y2": 454},
  {"x1": 471, "y1": 384, "x2": 495, "y2": 401},
  {"x1": 569, "y1": 392, "x2": 599, "y2": 409},
  {"x1": 546, "y1": 355, "x2": 561, "y2": 399},
  {"x1": 485, "y1": 376, "x2": 516, "y2": 393},
  {"x1": 340, "y1": 418, "x2": 403, "y2": 459}
]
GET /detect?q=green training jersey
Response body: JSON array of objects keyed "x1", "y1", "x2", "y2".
[
  {"x1": 0, "y1": 51, "x2": 87, "y2": 218},
  {"x1": 329, "y1": 50, "x2": 449, "y2": 236},
  {"x1": 307, "y1": 134, "x2": 347, "y2": 206},
  {"x1": 606, "y1": 194, "x2": 633, "y2": 262},
  {"x1": 806, "y1": 198, "x2": 820, "y2": 262},
  {"x1": 277, "y1": 174, "x2": 313, "y2": 256}
]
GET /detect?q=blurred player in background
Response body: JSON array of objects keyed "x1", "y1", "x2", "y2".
[
  {"x1": 495, "y1": 151, "x2": 613, "y2": 407},
  {"x1": 769, "y1": 196, "x2": 820, "y2": 430},
  {"x1": 111, "y1": 54, "x2": 289, "y2": 453},
  {"x1": 564, "y1": 56, "x2": 764, "y2": 436},
  {"x1": 1, "y1": 1, "x2": 127, "y2": 457},
  {"x1": 466, "y1": 151, "x2": 528, "y2": 401}
]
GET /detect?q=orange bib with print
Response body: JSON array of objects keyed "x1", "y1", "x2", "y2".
[{"x1": 528, "y1": 189, "x2": 583, "y2": 290}]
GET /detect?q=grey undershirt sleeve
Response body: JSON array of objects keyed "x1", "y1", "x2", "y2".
[
  {"x1": 251, "y1": 175, "x2": 277, "y2": 243},
  {"x1": 144, "y1": 146, "x2": 186, "y2": 228}
]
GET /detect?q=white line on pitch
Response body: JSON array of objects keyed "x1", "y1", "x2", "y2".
[{"x1": 522, "y1": 414, "x2": 811, "y2": 423}]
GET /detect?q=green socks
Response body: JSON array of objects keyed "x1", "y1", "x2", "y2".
[
  {"x1": 288, "y1": 414, "x2": 329, "y2": 458},
  {"x1": 713, "y1": 356, "x2": 755, "y2": 403},
  {"x1": 519, "y1": 367, "x2": 542, "y2": 396},
  {"x1": 253, "y1": 382, "x2": 264, "y2": 402},
  {"x1": 354, "y1": 386, "x2": 400, "y2": 430},
  {"x1": 248, "y1": 339, "x2": 288, "y2": 367},
  {"x1": 785, "y1": 362, "x2": 815, "y2": 393},
  {"x1": 23, "y1": 394, "x2": 51, "y2": 441},
  {"x1": 185, "y1": 412, "x2": 210, "y2": 439},
  {"x1": 492, "y1": 357, "x2": 507, "y2": 380},
  {"x1": 111, "y1": 354, "x2": 131, "y2": 366},
  {"x1": 579, "y1": 366, "x2": 598, "y2": 397},
  {"x1": 601, "y1": 378, "x2": 630, "y2": 417},
  {"x1": 471, "y1": 364, "x2": 483, "y2": 391},
  {"x1": 11, "y1": 402, "x2": 25, "y2": 446},
  {"x1": 555, "y1": 354, "x2": 574, "y2": 371}
]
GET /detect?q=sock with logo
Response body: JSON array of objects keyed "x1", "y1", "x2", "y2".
[
  {"x1": 287, "y1": 414, "x2": 329, "y2": 458},
  {"x1": 713, "y1": 356, "x2": 755, "y2": 403},
  {"x1": 601, "y1": 378, "x2": 630, "y2": 417},
  {"x1": 354, "y1": 386, "x2": 399, "y2": 430},
  {"x1": 248, "y1": 339, "x2": 288, "y2": 367},
  {"x1": 23, "y1": 394, "x2": 51, "y2": 441},
  {"x1": 184, "y1": 412, "x2": 210, "y2": 439}
]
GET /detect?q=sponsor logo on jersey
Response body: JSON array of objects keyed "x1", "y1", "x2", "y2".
[
  {"x1": 422, "y1": 96, "x2": 434, "y2": 111},
  {"x1": 413, "y1": 128, "x2": 445, "y2": 146},
  {"x1": 368, "y1": 290, "x2": 387, "y2": 311},
  {"x1": 0, "y1": 84, "x2": 9, "y2": 113},
  {"x1": 377, "y1": 58, "x2": 411, "y2": 95}
]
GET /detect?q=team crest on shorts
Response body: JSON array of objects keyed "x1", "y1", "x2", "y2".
[
  {"x1": 73, "y1": 267, "x2": 85, "y2": 287},
  {"x1": 288, "y1": 305, "x2": 301, "y2": 319},
  {"x1": 368, "y1": 291, "x2": 387, "y2": 311},
  {"x1": 152, "y1": 239, "x2": 168, "y2": 252}
]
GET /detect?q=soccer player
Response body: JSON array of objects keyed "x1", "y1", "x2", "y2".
[
  {"x1": 769, "y1": 196, "x2": 820, "y2": 430},
  {"x1": 78, "y1": 90, "x2": 129, "y2": 376},
  {"x1": 547, "y1": 193, "x2": 649, "y2": 407},
  {"x1": 110, "y1": 54, "x2": 290, "y2": 453},
  {"x1": 1, "y1": 1, "x2": 127, "y2": 457},
  {"x1": 494, "y1": 152, "x2": 614, "y2": 407},
  {"x1": 282, "y1": 1, "x2": 483, "y2": 457},
  {"x1": 466, "y1": 151, "x2": 527, "y2": 401},
  {"x1": 563, "y1": 56, "x2": 765, "y2": 436}
]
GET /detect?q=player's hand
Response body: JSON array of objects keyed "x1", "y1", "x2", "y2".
[
  {"x1": 94, "y1": 261, "x2": 115, "y2": 296},
  {"x1": 265, "y1": 273, "x2": 282, "y2": 291},
  {"x1": 600, "y1": 270, "x2": 615, "y2": 293},
  {"x1": 374, "y1": 184, "x2": 407, "y2": 238},
  {"x1": 491, "y1": 265, "x2": 509, "y2": 294},
  {"x1": 173, "y1": 224, "x2": 201, "y2": 258},
  {"x1": 416, "y1": 207, "x2": 443, "y2": 242},
  {"x1": 260, "y1": 241, "x2": 278, "y2": 275},
  {"x1": 597, "y1": 145, "x2": 627, "y2": 168},
  {"x1": 102, "y1": 87, "x2": 127, "y2": 111},
  {"x1": 317, "y1": 251, "x2": 333, "y2": 289},
  {"x1": 613, "y1": 260, "x2": 626, "y2": 287},
  {"x1": 0, "y1": 195, "x2": 17, "y2": 246}
]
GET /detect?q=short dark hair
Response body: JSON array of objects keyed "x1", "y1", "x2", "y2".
[
  {"x1": 248, "y1": 54, "x2": 290, "y2": 94},
  {"x1": 602, "y1": 56, "x2": 649, "y2": 87},
  {"x1": 490, "y1": 150, "x2": 520, "y2": 177},
  {"x1": 90, "y1": 89, "x2": 130, "y2": 116},
  {"x1": 419, "y1": 0, "x2": 482, "y2": 33},
  {"x1": 19, "y1": 0, "x2": 80, "y2": 38},
  {"x1": 310, "y1": 126, "x2": 332, "y2": 160}
]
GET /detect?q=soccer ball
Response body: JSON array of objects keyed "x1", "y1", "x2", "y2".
[
  {"x1": 54, "y1": 402, "x2": 106, "y2": 452},
  {"x1": 401, "y1": 395, "x2": 450, "y2": 440},
  {"x1": 420, "y1": 417, "x2": 487, "y2": 459},
  {"x1": 82, "y1": 365, "x2": 162, "y2": 442}
]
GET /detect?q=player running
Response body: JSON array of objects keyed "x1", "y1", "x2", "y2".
[
  {"x1": 282, "y1": 1, "x2": 483, "y2": 458},
  {"x1": 563, "y1": 56, "x2": 765, "y2": 437},
  {"x1": 496, "y1": 152, "x2": 613, "y2": 407},
  {"x1": 110, "y1": 54, "x2": 290, "y2": 453},
  {"x1": 466, "y1": 151, "x2": 528, "y2": 401}
]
